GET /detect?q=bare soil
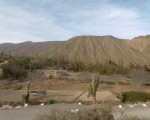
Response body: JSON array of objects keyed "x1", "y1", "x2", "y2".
[{"x1": 0, "y1": 78, "x2": 150, "y2": 104}]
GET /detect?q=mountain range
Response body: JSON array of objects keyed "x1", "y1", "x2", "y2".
[
  {"x1": 0, "y1": 35, "x2": 150, "y2": 66},
  {"x1": 0, "y1": 41, "x2": 60, "y2": 56}
]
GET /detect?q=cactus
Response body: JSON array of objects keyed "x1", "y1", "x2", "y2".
[
  {"x1": 87, "y1": 74, "x2": 99, "y2": 103},
  {"x1": 22, "y1": 81, "x2": 30, "y2": 104}
]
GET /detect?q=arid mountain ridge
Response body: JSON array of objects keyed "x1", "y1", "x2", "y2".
[
  {"x1": 0, "y1": 41, "x2": 61, "y2": 56},
  {"x1": 126, "y1": 35, "x2": 150, "y2": 60},
  {"x1": 0, "y1": 35, "x2": 150, "y2": 66}
]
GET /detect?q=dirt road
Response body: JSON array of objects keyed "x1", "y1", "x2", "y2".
[
  {"x1": 1, "y1": 103, "x2": 150, "y2": 120},
  {"x1": 0, "y1": 104, "x2": 101, "y2": 120},
  {"x1": 113, "y1": 103, "x2": 150, "y2": 120}
]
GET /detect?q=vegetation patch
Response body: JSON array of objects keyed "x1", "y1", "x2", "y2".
[
  {"x1": 1, "y1": 56, "x2": 54, "y2": 81},
  {"x1": 47, "y1": 99, "x2": 56, "y2": 105},
  {"x1": 121, "y1": 91, "x2": 150, "y2": 103}
]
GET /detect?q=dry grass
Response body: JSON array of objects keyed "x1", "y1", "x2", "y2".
[
  {"x1": 117, "y1": 115, "x2": 146, "y2": 120},
  {"x1": 35, "y1": 108, "x2": 114, "y2": 120}
]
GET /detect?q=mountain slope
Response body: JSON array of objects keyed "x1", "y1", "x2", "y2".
[
  {"x1": 50, "y1": 36, "x2": 149, "y2": 66},
  {"x1": 0, "y1": 35, "x2": 149, "y2": 66},
  {"x1": 0, "y1": 41, "x2": 61, "y2": 56},
  {"x1": 127, "y1": 35, "x2": 150, "y2": 59}
]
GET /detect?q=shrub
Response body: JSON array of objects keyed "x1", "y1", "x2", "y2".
[
  {"x1": 2, "y1": 64, "x2": 27, "y2": 81},
  {"x1": 1, "y1": 56, "x2": 31, "y2": 80},
  {"x1": 1, "y1": 56, "x2": 56, "y2": 81},
  {"x1": 68, "y1": 61, "x2": 85, "y2": 71},
  {"x1": 85, "y1": 61, "x2": 129, "y2": 75},
  {"x1": 8, "y1": 56, "x2": 31, "y2": 70},
  {"x1": 47, "y1": 99, "x2": 56, "y2": 105},
  {"x1": 121, "y1": 91, "x2": 150, "y2": 103}
]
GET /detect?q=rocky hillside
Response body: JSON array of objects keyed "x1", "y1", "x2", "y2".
[
  {"x1": 0, "y1": 35, "x2": 150, "y2": 66},
  {"x1": 50, "y1": 36, "x2": 149, "y2": 66},
  {"x1": 126, "y1": 35, "x2": 150, "y2": 59},
  {"x1": 0, "y1": 41, "x2": 61, "y2": 56}
]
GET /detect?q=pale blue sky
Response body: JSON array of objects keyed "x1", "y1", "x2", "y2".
[{"x1": 0, "y1": 0, "x2": 150, "y2": 43}]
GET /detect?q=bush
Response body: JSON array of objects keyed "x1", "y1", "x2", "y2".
[
  {"x1": 85, "y1": 61, "x2": 129, "y2": 75},
  {"x1": 121, "y1": 91, "x2": 150, "y2": 103},
  {"x1": 68, "y1": 61, "x2": 85, "y2": 71},
  {"x1": 47, "y1": 99, "x2": 56, "y2": 105},
  {"x1": 35, "y1": 108, "x2": 114, "y2": 120},
  {"x1": 1, "y1": 56, "x2": 30, "y2": 80},
  {"x1": 8, "y1": 56, "x2": 31, "y2": 70},
  {"x1": 1, "y1": 56, "x2": 56, "y2": 81},
  {"x1": 2, "y1": 64, "x2": 27, "y2": 81}
]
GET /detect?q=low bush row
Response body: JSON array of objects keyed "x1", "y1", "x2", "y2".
[{"x1": 121, "y1": 91, "x2": 150, "y2": 103}]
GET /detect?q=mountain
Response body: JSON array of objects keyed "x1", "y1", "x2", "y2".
[
  {"x1": 126, "y1": 35, "x2": 150, "y2": 60},
  {"x1": 50, "y1": 36, "x2": 149, "y2": 66},
  {"x1": 0, "y1": 35, "x2": 150, "y2": 66},
  {"x1": 0, "y1": 41, "x2": 61, "y2": 56}
]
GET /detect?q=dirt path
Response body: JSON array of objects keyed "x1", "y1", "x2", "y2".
[
  {"x1": 1, "y1": 90, "x2": 150, "y2": 120},
  {"x1": 0, "y1": 104, "x2": 101, "y2": 120},
  {"x1": 1, "y1": 103, "x2": 150, "y2": 120},
  {"x1": 113, "y1": 103, "x2": 150, "y2": 120}
]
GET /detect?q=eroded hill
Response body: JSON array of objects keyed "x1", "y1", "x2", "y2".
[
  {"x1": 50, "y1": 36, "x2": 149, "y2": 66},
  {"x1": 0, "y1": 35, "x2": 150, "y2": 66},
  {"x1": 126, "y1": 35, "x2": 150, "y2": 60}
]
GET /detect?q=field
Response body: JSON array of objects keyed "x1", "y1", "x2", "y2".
[
  {"x1": 1, "y1": 70, "x2": 150, "y2": 103},
  {"x1": 0, "y1": 70, "x2": 150, "y2": 120}
]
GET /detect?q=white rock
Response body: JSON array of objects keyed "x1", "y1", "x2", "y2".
[
  {"x1": 129, "y1": 105, "x2": 133, "y2": 108},
  {"x1": 24, "y1": 103, "x2": 28, "y2": 107},
  {"x1": 78, "y1": 102, "x2": 82, "y2": 105},
  {"x1": 118, "y1": 105, "x2": 123, "y2": 109},
  {"x1": 71, "y1": 109, "x2": 79, "y2": 113},
  {"x1": 2, "y1": 105, "x2": 12, "y2": 109},
  {"x1": 40, "y1": 103, "x2": 44, "y2": 106},
  {"x1": 143, "y1": 103, "x2": 147, "y2": 107},
  {"x1": 15, "y1": 106, "x2": 22, "y2": 109}
]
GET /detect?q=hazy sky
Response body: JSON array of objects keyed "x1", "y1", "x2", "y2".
[{"x1": 0, "y1": 0, "x2": 150, "y2": 43}]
